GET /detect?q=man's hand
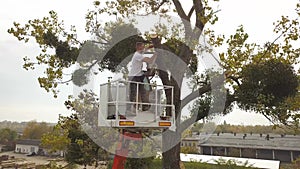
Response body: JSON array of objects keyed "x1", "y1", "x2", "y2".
[
  {"x1": 145, "y1": 44, "x2": 154, "y2": 50},
  {"x1": 143, "y1": 52, "x2": 158, "y2": 63}
]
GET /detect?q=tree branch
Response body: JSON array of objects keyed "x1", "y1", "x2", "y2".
[
  {"x1": 172, "y1": 0, "x2": 188, "y2": 20},
  {"x1": 95, "y1": 32, "x2": 109, "y2": 43},
  {"x1": 153, "y1": 0, "x2": 168, "y2": 12},
  {"x1": 193, "y1": 0, "x2": 205, "y2": 31},
  {"x1": 181, "y1": 73, "x2": 226, "y2": 109},
  {"x1": 172, "y1": 0, "x2": 195, "y2": 42},
  {"x1": 262, "y1": 113, "x2": 276, "y2": 125},
  {"x1": 262, "y1": 22, "x2": 294, "y2": 58},
  {"x1": 179, "y1": 93, "x2": 236, "y2": 133},
  {"x1": 180, "y1": 84, "x2": 211, "y2": 109},
  {"x1": 188, "y1": 6, "x2": 195, "y2": 19},
  {"x1": 61, "y1": 28, "x2": 83, "y2": 46},
  {"x1": 179, "y1": 113, "x2": 198, "y2": 133},
  {"x1": 137, "y1": 0, "x2": 168, "y2": 16},
  {"x1": 179, "y1": 107, "x2": 209, "y2": 133},
  {"x1": 90, "y1": 40, "x2": 108, "y2": 45},
  {"x1": 179, "y1": 74, "x2": 228, "y2": 132},
  {"x1": 227, "y1": 75, "x2": 241, "y2": 86},
  {"x1": 57, "y1": 78, "x2": 73, "y2": 84}
]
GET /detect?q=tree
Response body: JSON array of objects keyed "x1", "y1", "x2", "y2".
[
  {"x1": 42, "y1": 113, "x2": 109, "y2": 168},
  {"x1": 0, "y1": 128, "x2": 17, "y2": 143},
  {"x1": 8, "y1": 1, "x2": 300, "y2": 168},
  {"x1": 62, "y1": 114, "x2": 100, "y2": 168},
  {"x1": 236, "y1": 59, "x2": 299, "y2": 123},
  {"x1": 22, "y1": 121, "x2": 52, "y2": 139},
  {"x1": 40, "y1": 123, "x2": 70, "y2": 154}
]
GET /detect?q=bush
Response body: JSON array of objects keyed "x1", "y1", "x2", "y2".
[
  {"x1": 280, "y1": 157, "x2": 300, "y2": 169},
  {"x1": 107, "y1": 158, "x2": 256, "y2": 169}
]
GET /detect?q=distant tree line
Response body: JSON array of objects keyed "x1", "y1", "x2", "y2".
[
  {"x1": 0, "y1": 120, "x2": 54, "y2": 140},
  {"x1": 0, "y1": 120, "x2": 55, "y2": 134},
  {"x1": 190, "y1": 121, "x2": 300, "y2": 135},
  {"x1": 0, "y1": 128, "x2": 17, "y2": 143}
]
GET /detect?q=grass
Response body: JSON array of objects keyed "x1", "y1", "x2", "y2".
[{"x1": 107, "y1": 159, "x2": 256, "y2": 169}]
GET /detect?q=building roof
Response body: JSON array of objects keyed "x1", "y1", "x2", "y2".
[
  {"x1": 183, "y1": 133, "x2": 300, "y2": 151},
  {"x1": 16, "y1": 139, "x2": 41, "y2": 146}
]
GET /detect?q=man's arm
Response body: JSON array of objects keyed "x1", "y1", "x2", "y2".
[{"x1": 142, "y1": 53, "x2": 157, "y2": 64}]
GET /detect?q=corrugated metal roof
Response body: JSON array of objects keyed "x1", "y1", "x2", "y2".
[
  {"x1": 15, "y1": 139, "x2": 40, "y2": 146},
  {"x1": 183, "y1": 133, "x2": 300, "y2": 151}
]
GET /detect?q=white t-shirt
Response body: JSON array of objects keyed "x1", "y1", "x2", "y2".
[{"x1": 128, "y1": 51, "x2": 144, "y2": 76}]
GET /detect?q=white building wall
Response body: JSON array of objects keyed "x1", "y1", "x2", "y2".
[
  {"x1": 43, "y1": 149, "x2": 65, "y2": 157},
  {"x1": 15, "y1": 144, "x2": 39, "y2": 154}
]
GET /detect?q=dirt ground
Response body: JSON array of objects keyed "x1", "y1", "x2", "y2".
[
  {"x1": 0, "y1": 151, "x2": 58, "y2": 165},
  {"x1": 0, "y1": 151, "x2": 107, "y2": 169}
]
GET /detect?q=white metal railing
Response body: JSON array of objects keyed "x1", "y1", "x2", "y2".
[{"x1": 102, "y1": 79, "x2": 175, "y2": 122}]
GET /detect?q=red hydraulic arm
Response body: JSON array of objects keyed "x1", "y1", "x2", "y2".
[{"x1": 112, "y1": 130, "x2": 142, "y2": 169}]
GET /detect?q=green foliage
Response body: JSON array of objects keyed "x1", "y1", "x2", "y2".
[
  {"x1": 0, "y1": 121, "x2": 54, "y2": 133},
  {"x1": 8, "y1": 1, "x2": 300, "y2": 169},
  {"x1": 235, "y1": 59, "x2": 299, "y2": 126},
  {"x1": 64, "y1": 90, "x2": 99, "y2": 126},
  {"x1": 42, "y1": 31, "x2": 79, "y2": 64},
  {"x1": 108, "y1": 158, "x2": 256, "y2": 169},
  {"x1": 8, "y1": 10, "x2": 79, "y2": 97},
  {"x1": 213, "y1": 158, "x2": 254, "y2": 168},
  {"x1": 99, "y1": 0, "x2": 173, "y2": 17},
  {"x1": 71, "y1": 68, "x2": 90, "y2": 87},
  {"x1": 57, "y1": 114, "x2": 108, "y2": 167},
  {"x1": 190, "y1": 95, "x2": 212, "y2": 121},
  {"x1": 41, "y1": 125, "x2": 70, "y2": 153},
  {"x1": 291, "y1": 157, "x2": 300, "y2": 169},
  {"x1": 280, "y1": 157, "x2": 300, "y2": 169},
  {"x1": 101, "y1": 22, "x2": 145, "y2": 72},
  {"x1": 191, "y1": 123, "x2": 300, "y2": 135},
  {"x1": 36, "y1": 161, "x2": 77, "y2": 169},
  {"x1": 22, "y1": 121, "x2": 52, "y2": 139},
  {"x1": 180, "y1": 146, "x2": 199, "y2": 154},
  {"x1": 0, "y1": 128, "x2": 17, "y2": 143},
  {"x1": 125, "y1": 157, "x2": 155, "y2": 169},
  {"x1": 215, "y1": 10, "x2": 300, "y2": 127},
  {"x1": 183, "y1": 162, "x2": 254, "y2": 169},
  {"x1": 237, "y1": 59, "x2": 298, "y2": 110},
  {"x1": 42, "y1": 111, "x2": 109, "y2": 167},
  {"x1": 191, "y1": 122, "x2": 204, "y2": 133}
]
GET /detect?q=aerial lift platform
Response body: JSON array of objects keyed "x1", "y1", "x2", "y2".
[
  {"x1": 98, "y1": 79, "x2": 175, "y2": 130},
  {"x1": 98, "y1": 79, "x2": 176, "y2": 169}
]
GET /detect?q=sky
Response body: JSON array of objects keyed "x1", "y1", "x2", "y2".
[{"x1": 0, "y1": 0, "x2": 299, "y2": 125}]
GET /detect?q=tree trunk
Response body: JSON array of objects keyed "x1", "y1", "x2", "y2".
[
  {"x1": 157, "y1": 67, "x2": 183, "y2": 169},
  {"x1": 152, "y1": 34, "x2": 192, "y2": 169},
  {"x1": 162, "y1": 130, "x2": 181, "y2": 169}
]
